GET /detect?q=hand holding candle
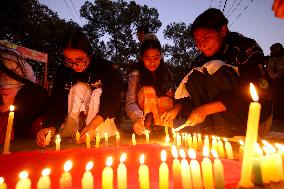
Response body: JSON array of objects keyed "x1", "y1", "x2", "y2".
[
  {"x1": 37, "y1": 168, "x2": 51, "y2": 189},
  {"x1": 81, "y1": 161, "x2": 94, "y2": 189}
]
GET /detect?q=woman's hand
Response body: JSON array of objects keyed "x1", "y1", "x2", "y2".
[
  {"x1": 36, "y1": 127, "x2": 56, "y2": 147},
  {"x1": 161, "y1": 104, "x2": 182, "y2": 125},
  {"x1": 186, "y1": 106, "x2": 208, "y2": 126},
  {"x1": 79, "y1": 115, "x2": 104, "y2": 143},
  {"x1": 133, "y1": 117, "x2": 145, "y2": 135}
]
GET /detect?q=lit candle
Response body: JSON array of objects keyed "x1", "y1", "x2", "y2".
[
  {"x1": 204, "y1": 135, "x2": 210, "y2": 149},
  {"x1": 76, "y1": 130, "x2": 80, "y2": 144},
  {"x1": 211, "y1": 136, "x2": 218, "y2": 153},
  {"x1": 179, "y1": 149, "x2": 192, "y2": 189},
  {"x1": 95, "y1": 133, "x2": 100, "y2": 148},
  {"x1": 45, "y1": 131, "x2": 52, "y2": 146},
  {"x1": 181, "y1": 133, "x2": 186, "y2": 146},
  {"x1": 37, "y1": 168, "x2": 51, "y2": 189},
  {"x1": 173, "y1": 132, "x2": 176, "y2": 145},
  {"x1": 239, "y1": 140, "x2": 244, "y2": 162},
  {"x1": 260, "y1": 148, "x2": 270, "y2": 184},
  {"x1": 0, "y1": 177, "x2": 7, "y2": 189},
  {"x1": 104, "y1": 133, "x2": 108, "y2": 147},
  {"x1": 274, "y1": 143, "x2": 284, "y2": 181},
  {"x1": 132, "y1": 133, "x2": 136, "y2": 146},
  {"x1": 145, "y1": 130, "x2": 149, "y2": 144},
  {"x1": 102, "y1": 157, "x2": 113, "y2": 189},
  {"x1": 59, "y1": 160, "x2": 72, "y2": 189},
  {"x1": 187, "y1": 133, "x2": 192, "y2": 148},
  {"x1": 159, "y1": 150, "x2": 169, "y2": 189},
  {"x1": 55, "y1": 134, "x2": 61, "y2": 151},
  {"x1": 2, "y1": 105, "x2": 15, "y2": 154},
  {"x1": 86, "y1": 133, "x2": 91, "y2": 148},
  {"x1": 193, "y1": 134, "x2": 198, "y2": 150},
  {"x1": 171, "y1": 146, "x2": 182, "y2": 189},
  {"x1": 188, "y1": 149, "x2": 202, "y2": 189},
  {"x1": 165, "y1": 134, "x2": 170, "y2": 146},
  {"x1": 201, "y1": 146, "x2": 214, "y2": 189},
  {"x1": 224, "y1": 138, "x2": 234, "y2": 159},
  {"x1": 116, "y1": 132, "x2": 120, "y2": 147},
  {"x1": 239, "y1": 83, "x2": 261, "y2": 188},
  {"x1": 16, "y1": 171, "x2": 31, "y2": 189},
  {"x1": 81, "y1": 161, "x2": 94, "y2": 189},
  {"x1": 252, "y1": 147, "x2": 263, "y2": 185},
  {"x1": 117, "y1": 153, "x2": 127, "y2": 189},
  {"x1": 197, "y1": 133, "x2": 203, "y2": 150},
  {"x1": 263, "y1": 146, "x2": 280, "y2": 183},
  {"x1": 165, "y1": 126, "x2": 169, "y2": 136},
  {"x1": 217, "y1": 137, "x2": 225, "y2": 158},
  {"x1": 138, "y1": 154, "x2": 150, "y2": 189},
  {"x1": 212, "y1": 150, "x2": 225, "y2": 189},
  {"x1": 177, "y1": 133, "x2": 181, "y2": 147}
]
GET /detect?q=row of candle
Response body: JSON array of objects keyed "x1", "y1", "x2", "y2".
[{"x1": 0, "y1": 146, "x2": 225, "y2": 189}]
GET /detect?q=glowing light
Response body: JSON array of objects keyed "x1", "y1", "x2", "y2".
[
  {"x1": 19, "y1": 171, "x2": 28, "y2": 179},
  {"x1": 140, "y1": 154, "x2": 145, "y2": 165},
  {"x1": 9, "y1": 105, "x2": 15, "y2": 112},
  {"x1": 188, "y1": 149, "x2": 196, "y2": 159},
  {"x1": 106, "y1": 157, "x2": 113, "y2": 167},
  {"x1": 64, "y1": 160, "x2": 73, "y2": 172},
  {"x1": 161, "y1": 150, "x2": 167, "y2": 162},
  {"x1": 86, "y1": 161, "x2": 94, "y2": 171},
  {"x1": 42, "y1": 168, "x2": 51, "y2": 176},
  {"x1": 203, "y1": 146, "x2": 210, "y2": 157},
  {"x1": 250, "y1": 83, "x2": 259, "y2": 102},
  {"x1": 120, "y1": 153, "x2": 127, "y2": 163}
]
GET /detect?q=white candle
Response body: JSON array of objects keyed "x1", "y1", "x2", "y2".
[
  {"x1": 187, "y1": 134, "x2": 192, "y2": 148},
  {"x1": 201, "y1": 146, "x2": 214, "y2": 189},
  {"x1": 132, "y1": 133, "x2": 136, "y2": 146},
  {"x1": 76, "y1": 130, "x2": 80, "y2": 144},
  {"x1": 0, "y1": 177, "x2": 7, "y2": 189},
  {"x1": 138, "y1": 154, "x2": 150, "y2": 189},
  {"x1": 159, "y1": 150, "x2": 169, "y2": 189},
  {"x1": 37, "y1": 168, "x2": 51, "y2": 189},
  {"x1": 81, "y1": 161, "x2": 94, "y2": 189},
  {"x1": 55, "y1": 134, "x2": 61, "y2": 151},
  {"x1": 116, "y1": 132, "x2": 120, "y2": 147},
  {"x1": 239, "y1": 140, "x2": 244, "y2": 162},
  {"x1": 145, "y1": 130, "x2": 150, "y2": 144},
  {"x1": 45, "y1": 131, "x2": 52, "y2": 146},
  {"x1": 95, "y1": 133, "x2": 100, "y2": 148},
  {"x1": 172, "y1": 146, "x2": 182, "y2": 189},
  {"x1": 16, "y1": 171, "x2": 31, "y2": 189},
  {"x1": 193, "y1": 134, "x2": 198, "y2": 150},
  {"x1": 2, "y1": 105, "x2": 15, "y2": 154},
  {"x1": 179, "y1": 149, "x2": 192, "y2": 189},
  {"x1": 197, "y1": 133, "x2": 203, "y2": 149},
  {"x1": 104, "y1": 133, "x2": 108, "y2": 147},
  {"x1": 212, "y1": 136, "x2": 218, "y2": 153},
  {"x1": 217, "y1": 137, "x2": 225, "y2": 158},
  {"x1": 102, "y1": 157, "x2": 113, "y2": 189},
  {"x1": 212, "y1": 150, "x2": 225, "y2": 189},
  {"x1": 59, "y1": 160, "x2": 72, "y2": 189},
  {"x1": 204, "y1": 135, "x2": 210, "y2": 149},
  {"x1": 165, "y1": 134, "x2": 170, "y2": 146},
  {"x1": 117, "y1": 153, "x2": 127, "y2": 189},
  {"x1": 239, "y1": 83, "x2": 261, "y2": 188},
  {"x1": 188, "y1": 149, "x2": 202, "y2": 189},
  {"x1": 224, "y1": 138, "x2": 234, "y2": 159},
  {"x1": 86, "y1": 133, "x2": 91, "y2": 148}
]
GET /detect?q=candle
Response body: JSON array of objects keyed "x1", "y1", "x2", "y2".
[
  {"x1": 76, "y1": 130, "x2": 80, "y2": 144},
  {"x1": 187, "y1": 133, "x2": 192, "y2": 148},
  {"x1": 188, "y1": 149, "x2": 202, "y2": 189},
  {"x1": 179, "y1": 149, "x2": 192, "y2": 189},
  {"x1": 165, "y1": 134, "x2": 170, "y2": 146},
  {"x1": 181, "y1": 133, "x2": 186, "y2": 146},
  {"x1": 104, "y1": 133, "x2": 108, "y2": 147},
  {"x1": 204, "y1": 135, "x2": 210, "y2": 149},
  {"x1": 212, "y1": 150, "x2": 225, "y2": 189},
  {"x1": 16, "y1": 171, "x2": 31, "y2": 189},
  {"x1": 165, "y1": 126, "x2": 169, "y2": 135},
  {"x1": 116, "y1": 132, "x2": 120, "y2": 147},
  {"x1": 81, "y1": 161, "x2": 94, "y2": 189},
  {"x1": 239, "y1": 140, "x2": 244, "y2": 162},
  {"x1": 252, "y1": 147, "x2": 263, "y2": 185},
  {"x1": 177, "y1": 133, "x2": 181, "y2": 147},
  {"x1": 260, "y1": 149, "x2": 270, "y2": 184},
  {"x1": 95, "y1": 133, "x2": 100, "y2": 148},
  {"x1": 117, "y1": 153, "x2": 127, "y2": 189},
  {"x1": 212, "y1": 136, "x2": 218, "y2": 153},
  {"x1": 197, "y1": 133, "x2": 203, "y2": 149},
  {"x1": 173, "y1": 132, "x2": 176, "y2": 145},
  {"x1": 145, "y1": 130, "x2": 149, "y2": 144},
  {"x1": 263, "y1": 146, "x2": 280, "y2": 183},
  {"x1": 217, "y1": 137, "x2": 225, "y2": 158},
  {"x1": 193, "y1": 134, "x2": 198, "y2": 150},
  {"x1": 45, "y1": 131, "x2": 52, "y2": 146},
  {"x1": 86, "y1": 133, "x2": 91, "y2": 148},
  {"x1": 0, "y1": 177, "x2": 7, "y2": 189},
  {"x1": 102, "y1": 157, "x2": 113, "y2": 189},
  {"x1": 171, "y1": 146, "x2": 182, "y2": 189},
  {"x1": 138, "y1": 154, "x2": 150, "y2": 189},
  {"x1": 2, "y1": 105, "x2": 15, "y2": 154},
  {"x1": 37, "y1": 168, "x2": 51, "y2": 189},
  {"x1": 132, "y1": 133, "x2": 136, "y2": 146},
  {"x1": 59, "y1": 160, "x2": 72, "y2": 189},
  {"x1": 201, "y1": 146, "x2": 214, "y2": 189},
  {"x1": 239, "y1": 83, "x2": 261, "y2": 188},
  {"x1": 55, "y1": 134, "x2": 61, "y2": 151},
  {"x1": 159, "y1": 150, "x2": 169, "y2": 189},
  {"x1": 224, "y1": 138, "x2": 234, "y2": 159}
]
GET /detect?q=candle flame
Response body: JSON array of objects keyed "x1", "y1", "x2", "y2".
[
  {"x1": 188, "y1": 133, "x2": 192, "y2": 137},
  {"x1": 239, "y1": 140, "x2": 244, "y2": 146},
  {"x1": 250, "y1": 83, "x2": 259, "y2": 102},
  {"x1": 223, "y1": 138, "x2": 228, "y2": 142},
  {"x1": 0, "y1": 177, "x2": 4, "y2": 184},
  {"x1": 205, "y1": 135, "x2": 209, "y2": 139},
  {"x1": 165, "y1": 135, "x2": 170, "y2": 143},
  {"x1": 193, "y1": 133, "x2": 196, "y2": 136},
  {"x1": 19, "y1": 171, "x2": 28, "y2": 179},
  {"x1": 262, "y1": 140, "x2": 270, "y2": 146},
  {"x1": 140, "y1": 154, "x2": 145, "y2": 164},
  {"x1": 179, "y1": 149, "x2": 186, "y2": 159},
  {"x1": 106, "y1": 157, "x2": 113, "y2": 167},
  {"x1": 275, "y1": 143, "x2": 284, "y2": 152},
  {"x1": 216, "y1": 137, "x2": 221, "y2": 141},
  {"x1": 120, "y1": 153, "x2": 127, "y2": 163},
  {"x1": 188, "y1": 149, "x2": 196, "y2": 159},
  {"x1": 104, "y1": 133, "x2": 108, "y2": 138},
  {"x1": 172, "y1": 145, "x2": 178, "y2": 158},
  {"x1": 116, "y1": 132, "x2": 119, "y2": 136},
  {"x1": 263, "y1": 146, "x2": 272, "y2": 155},
  {"x1": 56, "y1": 134, "x2": 60, "y2": 139},
  {"x1": 203, "y1": 146, "x2": 210, "y2": 157},
  {"x1": 255, "y1": 147, "x2": 263, "y2": 156},
  {"x1": 161, "y1": 150, "x2": 167, "y2": 162},
  {"x1": 9, "y1": 105, "x2": 15, "y2": 112},
  {"x1": 86, "y1": 161, "x2": 93, "y2": 171},
  {"x1": 42, "y1": 168, "x2": 51, "y2": 176},
  {"x1": 211, "y1": 136, "x2": 216, "y2": 140},
  {"x1": 64, "y1": 160, "x2": 72, "y2": 172},
  {"x1": 211, "y1": 149, "x2": 219, "y2": 158},
  {"x1": 197, "y1": 133, "x2": 201, "y2": 138}
]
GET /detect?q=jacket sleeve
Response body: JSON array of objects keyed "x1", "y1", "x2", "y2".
[{"x1": 125, "y1": 71, "x2": 144, "y2": 122}]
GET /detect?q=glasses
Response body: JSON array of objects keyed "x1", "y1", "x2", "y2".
[{"x1": 64, "y1": 56, "x2": 88, "y2": 68}]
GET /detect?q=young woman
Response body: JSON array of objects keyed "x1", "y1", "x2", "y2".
[
  {"x1": 125, "y1": 39, "x2": 179, "y2": 135},
  {"x1": 36, "y1": 30, "x2": 122, "y2": 147},
  {"x1": 0, "y1": 46, "x2": 49, "y2": 141},
  {"x1": 173, "y1": 8, "x2": 272, "y2": 137}
]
